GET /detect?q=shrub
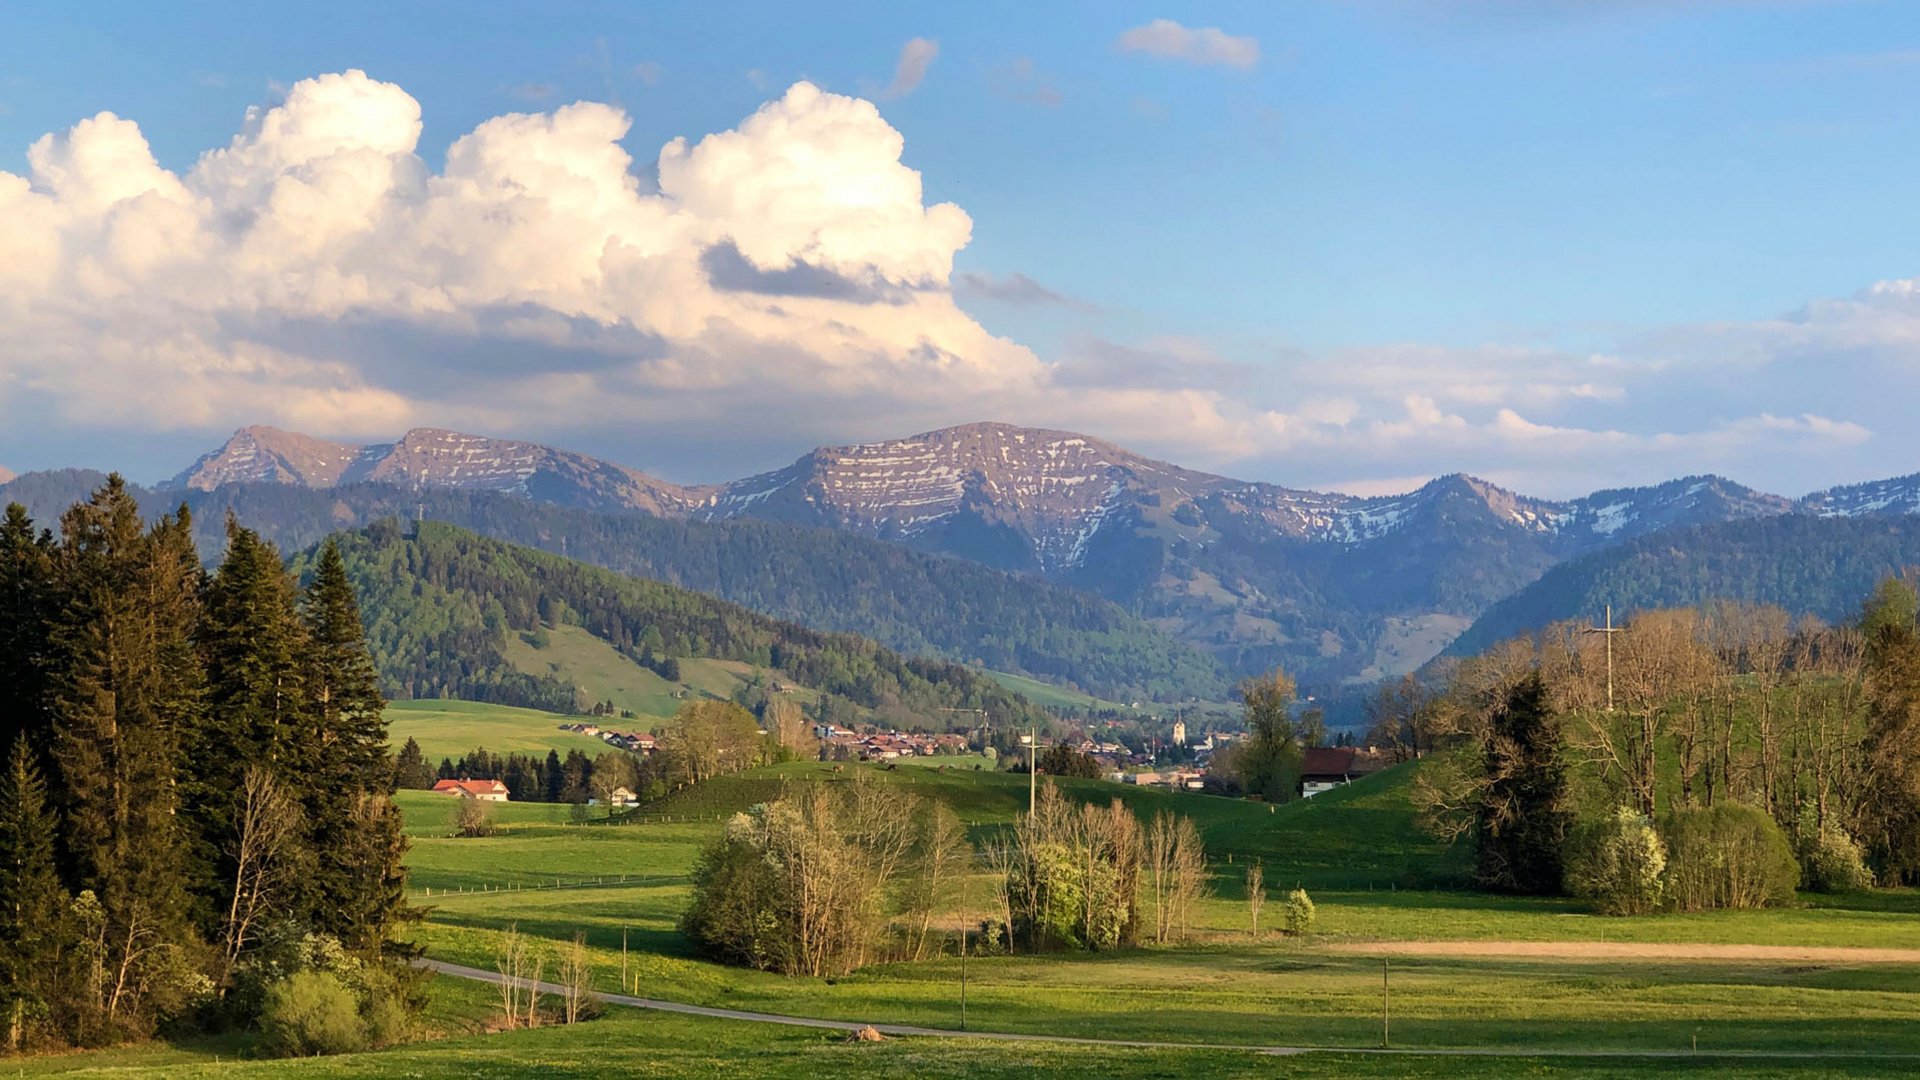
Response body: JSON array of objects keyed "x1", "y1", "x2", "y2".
[
  {"x1": 260, "y1": 971, "x2": 366, "y2": 1057},
  {"x1": 1565, "y1": 808, "x2": 1667, "y2": 915},
  {"x1": 452, "y1": 797, "x2": 495, "y2": 838},
  {"x1": 1800, "y1": 824, "x2": 1874, "y2": 893},
  {"x1": 1662, "y1": 802, "x2": 1798, "y2": 911},
  {"x1": 1283, "y1": 888, "x2": 1315, "y2": 935}
]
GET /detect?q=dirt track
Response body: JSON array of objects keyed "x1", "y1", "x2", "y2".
[{"x1": 1327, "y1": 940, "x2": 1920, "y2": 963}]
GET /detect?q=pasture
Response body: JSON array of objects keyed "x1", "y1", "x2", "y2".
[{"x1": 28, "y1": 755, "x2": 1920, "y2": 1077}]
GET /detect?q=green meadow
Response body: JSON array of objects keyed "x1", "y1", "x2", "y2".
[{"x1": 28, "y1": 754, "x2": 1920, "y2": 1077}]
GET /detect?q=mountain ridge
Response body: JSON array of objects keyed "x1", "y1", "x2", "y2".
[{"x1": 76, "y1": 420, "x2": 1920, "y2": 690}]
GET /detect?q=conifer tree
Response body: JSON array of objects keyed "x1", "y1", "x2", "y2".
[
  {"x1": 0, "y1": 505, "x2": 54, "y2": 762},
  {"x1": 190, "y1": 522, "x2": 309, "y2": 931},
  {"x1": 1474, "y1": 673, "x2": 1569, "y2": 894},
  {"x1": 393, "y1": 737, "x2": 432, "y2": 790},
  {"x1": 302, "y1": 541, "x2": 389, "y2": 790},
  {"x1": 0, "y1": 738, "x2": 65, "y2": 1051},
  {"x1": 45, "y1": 478, "x2": 203, "y2": 1034},
  {"x1": 297, "y1": 540, "x2": 402, "y2": 939},
  {"x1": 544, "y1": 749, "x2": 565, "y2": 803}
]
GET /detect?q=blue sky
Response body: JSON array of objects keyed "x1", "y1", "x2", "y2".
[{"x1": 2, "y1": 0, "x2": 1918, "y2": 496}]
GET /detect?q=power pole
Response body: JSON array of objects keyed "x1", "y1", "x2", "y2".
[
  {"x1": 1382, "y1": 958, "x2": 1391, "y2": 1047},
  {"x1": 1584, "y1": 604, "x2": 1624, "y2": 712},
  {"x1": 1025, "y1": 727, "x2": 1038, "y2": 819}
]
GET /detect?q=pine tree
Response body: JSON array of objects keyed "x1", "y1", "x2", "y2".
[
  {"x1": 45, "y1": 479, "x2": 203, "y2": 1035},
  {"x1": 190, "y1": 522, "x2": 309, "y2": 932},
  {"x1": 0, "y1": 738, "x2": 66, "y2": 1051},
  {"x1": 544, "y1": 749, "x2": 565, "y2": 803},
  {"x1": 0, "y1": 504, "x2": 54, "y2": 763},
  {"x1": 302, "y1": 541, "x2": 388, "y2": 790},
  {"x1": 1474, "y1": 673, "x2": 1570, "y2": 894},
  {"x1": 393, "y1": 737, "x2": 432, "y2": 790},
  {"x1": 300, "y1": 539, "x2": 411, "y2": 952}
]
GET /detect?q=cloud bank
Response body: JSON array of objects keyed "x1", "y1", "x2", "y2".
[{"x1": 0, "y1": 70, "x2": 1899, "y2": 496}]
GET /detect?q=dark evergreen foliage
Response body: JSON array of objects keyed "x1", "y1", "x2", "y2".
[
  {"x1": 1473, "y1": 673, "x2": 1570, "y2": 894},
  {"x1": 0, "y1": 482, "x2": 413, "y2": 1049}
]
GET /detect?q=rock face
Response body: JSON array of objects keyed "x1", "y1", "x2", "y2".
[
  {"x1": 161, "y1": 420, "x2": 1920, "y2": 689},
  {"x1": 173, "y1": 426, "x2": 699, "y2": 515}
]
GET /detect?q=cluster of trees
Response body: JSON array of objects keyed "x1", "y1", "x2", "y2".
[
  {"x1": 0, "y1": 480, "x2": 412, "y2": 1051},
  {"x1": 1402, "y1": 581, "x2": 1920, "y2": 910},
  {"x1": 681, "y1": 781, "x2": 971, "y2": 976},
  {"x1": 318, "y1": 521, "x2": 1055, "y2": 730},
  {"x1": 393, "y1": 741, "x2": 639, "y2": 806},
  {"x1": 986, "y1": 783, "x2": 1210, "y2": 952},
  {"x1": 1210, "y1": 670, "x2": 1326, "y2": 802},
  {"x1": 681, "y1": 777, "x2": 1215, "y2": 977}
]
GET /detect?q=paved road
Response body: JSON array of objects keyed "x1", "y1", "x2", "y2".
[{"x1": 418, "y1": 958, "x2": 1920, "y2": 1062}]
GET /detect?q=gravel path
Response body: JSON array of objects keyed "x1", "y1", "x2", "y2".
[{"x1": 1325, "y1": 940, "x2": 1920, "y2": 963}]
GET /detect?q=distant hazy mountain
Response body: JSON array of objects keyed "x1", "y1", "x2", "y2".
[
  {"x1": 173, "y1": 425, "x2": 698, "y2": 516},
  {"x1": 1448, "y1": 514, "x2": 1920, "y2": 657},
  {"x1": 30, "y1": 420, "x2": 1920, "y2": 691}
]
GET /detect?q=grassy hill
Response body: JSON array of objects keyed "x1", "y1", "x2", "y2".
[
  {"x1": 386, "y1": 700, "x2": 614, "y2": 764},
  {"x1": 500, "y1": 623, "x2": 826, "y2": 719},
  {"x1": 306, "y1": 520, "x2": 1051, "y2": 728}
]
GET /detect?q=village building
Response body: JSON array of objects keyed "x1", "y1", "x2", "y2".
[
  {"x1": 1299, "y1": 747, "x2": 1391, "y2": 798},
  {"x1": 431, "y1": 778, "x2": 510, "y2": 802}
]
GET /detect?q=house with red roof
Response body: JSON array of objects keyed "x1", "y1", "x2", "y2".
[{"x1": 431, "y1": 778, "x2": 510, "y2": 802}]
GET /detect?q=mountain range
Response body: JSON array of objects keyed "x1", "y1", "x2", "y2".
[{"x1": 15, "y1": 417, "x2": 1920, "y2": 691}]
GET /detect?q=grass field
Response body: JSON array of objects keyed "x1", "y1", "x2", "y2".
[
  {"x1": 386, "y1": 699, "x2": 613, "y2": 763},
  {"x1": 501, "y1": 623, "x2": 824, "y2": 720},
  {"x1": 25, "y1": 746, "x2": 1920, "y2": 1076}
]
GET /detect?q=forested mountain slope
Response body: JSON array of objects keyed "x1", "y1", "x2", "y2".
[
  {"x1": 1448, "y1": 514, "x2": 1920, "y2": 655},
  {"x1": 0, "y1": 471, "x2": 1225, "y2": 702},
  {"x1": 303, "y1": 519, "x2": 1053, "y2": 729}
]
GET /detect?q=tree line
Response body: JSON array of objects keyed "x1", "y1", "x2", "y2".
[
  {"x1": 1390, "y1": 580, "x2": 1920, "y2": 910},
  {"x1": 0, "y1": 479, "x2": 413, "y2": 1051}
]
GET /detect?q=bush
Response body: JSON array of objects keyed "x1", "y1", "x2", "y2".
[
  {"x1": 260, "y1": 971, "x2": 366, "y2": 1057},
  {"x1": 1282, "y1": 888, "x2": 1315, "y2": 935},
  {"x1": 1565, "y1": 808, "x2": 1667, "y2": 915},
  {"x1": 1800, "y1": 824, "x2": 1874, "y2": 893},
  {"x1": 1663, "y1": 802, "x2": 1799, "y2": 911},
  {"x1": 452, "y1": 797, "x2": 495, "y2": 838}
]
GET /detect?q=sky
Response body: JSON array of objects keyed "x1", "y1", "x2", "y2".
[{"x1": 3, "y1": 0, "x2": 1920, "y2": 498}]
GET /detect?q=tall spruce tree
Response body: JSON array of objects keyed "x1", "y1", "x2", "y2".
[
  {"x1": 297, "y1": 540, "x2": 400, "y2": 938},
  {"x1": 1474, "y1": 672, "x2": 1570, "y2": 894},
  {"x1": 0, "y1": 737, "x2": 66, "y2": 1051},
  {"x1": 191, "y1": 522, "x2": 310, "y2": 933},
  {"x1": 0, "y1": 505, "x2": 54, "y2": 763},
  {"x1": 393, "y1": 737, "x2": 432, "y2": 790},
  {"x1": 46, "y1": 478, "x2": 203, "y2": 1035}
]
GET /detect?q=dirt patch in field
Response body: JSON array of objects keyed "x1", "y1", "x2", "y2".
[{"x1": 1327, "y1": 940, "x2": 1920, "y2": 964}]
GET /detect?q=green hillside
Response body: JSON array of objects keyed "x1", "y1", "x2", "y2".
[
  {"x1": 386, "y1": 699, "x2": 614, "y2": 764},
  {"x1": 303, "y1": 520, "x2": 1051, "y2": 729}
]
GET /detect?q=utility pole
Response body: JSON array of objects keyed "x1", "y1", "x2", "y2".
[
  {"x1": 960, "y1": 923, "x2": 968, "y2": 1031},
  {"x1": 1584, "y1": 604, "x2": 1624, "y2": 712},
  {"x1": 1382, "y1": 958, "x2": 1391, "y2": 1047},
  {"x1": 1023, "y1": 727, "x2": 1038, "y2": 819}
]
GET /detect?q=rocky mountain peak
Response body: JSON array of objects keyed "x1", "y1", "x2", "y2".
[{"x1": 170, "y1": 426, "x2": 370, "y2": 490}]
